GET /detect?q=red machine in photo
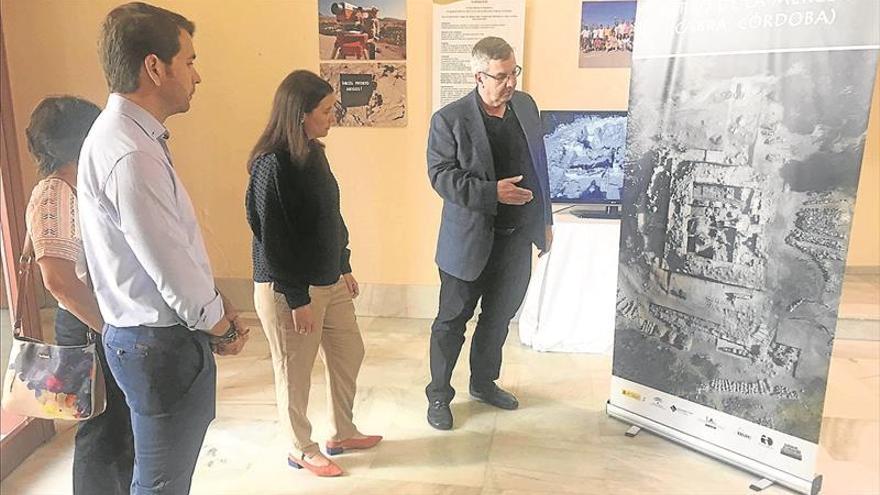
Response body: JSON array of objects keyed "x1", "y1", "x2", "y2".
[{"x1": 329, "y1": 2, "x2": 380, "y2": 60}]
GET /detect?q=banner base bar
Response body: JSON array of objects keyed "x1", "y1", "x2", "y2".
[{"x1": 606, "y1": 401, "x2": 823, "y2": 495}]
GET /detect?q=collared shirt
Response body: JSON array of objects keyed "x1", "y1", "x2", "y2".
[
  {"x1": 77, "y1": 94, "x2": 224, "y2": 331},
  {"x1": 475, "y1": 91, "x2": 541, "y2": 231}
]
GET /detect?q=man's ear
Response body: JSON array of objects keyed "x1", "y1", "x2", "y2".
[
  {"x1": 474, "y1": 72, "x2": 483, "y2": 87},
  {"x1": 143, "y1": 54, "x2": 163, "y2": 87}
]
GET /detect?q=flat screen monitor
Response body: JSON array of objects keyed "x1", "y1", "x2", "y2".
[{"x1": 541, "y1": 110, "x2": 627, "y2": 205}]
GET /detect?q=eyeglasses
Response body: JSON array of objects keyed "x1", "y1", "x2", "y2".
[{"x1": 480, "y1": 65, "x2": 522, "y2": 82}]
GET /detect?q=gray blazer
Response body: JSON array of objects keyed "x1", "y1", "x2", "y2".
[{"x1": 427, "y1": 89, "x2": 552, "y2": 282}]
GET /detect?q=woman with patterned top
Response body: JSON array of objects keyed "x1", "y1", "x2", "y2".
[
  {"x1": 246, "y1": 70, "x2": 381, "y2": 477},
  {"x1": 24, "y1": 96, "x2": 134, "y2": 494}
]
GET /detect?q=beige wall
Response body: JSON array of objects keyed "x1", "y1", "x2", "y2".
[
  {"x1": 849, "y1": 64, "x2": 880, "y2": 267},
  {"x1": 2, "y1": 0, "x2": 878, "y2": 291}
]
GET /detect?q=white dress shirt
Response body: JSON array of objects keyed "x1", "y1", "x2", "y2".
[{"x1": 77, "y1": 94, "x2": 224, "y2": 331}]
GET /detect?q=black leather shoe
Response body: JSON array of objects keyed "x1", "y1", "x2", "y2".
[
  {"x1": 427, "y1": 400, "x2": 453, "y2": 430},
  {"x1": 469, "y1": 383, "x2": 519, "y2": 410}
]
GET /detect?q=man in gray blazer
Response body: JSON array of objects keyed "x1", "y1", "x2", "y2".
[{"x1": 426, "y1": 37, "x2": 553, "y2": 430}]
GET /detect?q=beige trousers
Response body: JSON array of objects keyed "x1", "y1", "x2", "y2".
[{"x1": 253, "y1": 278, "x2": 365, "y2": 456}]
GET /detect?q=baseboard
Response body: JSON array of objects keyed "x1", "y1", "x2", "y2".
[
  {"x1": 216, "y1": 278, "x2": 441, "y2": 320},
  {"x1": 835, "y1": 318, "x2": 880, "y2": 341},
  {"x1": 845, "y1": 265, "x2": 880, "y2": 276},
  {"x1": 353, "y1": 282, "x2": 440, "y2": 319},
  {"x1": 215, "y1": 278, "x2": 258, "y2": 312},
  {"x1": 218, "y1": 275, "x2": 878, "y2": 338}
]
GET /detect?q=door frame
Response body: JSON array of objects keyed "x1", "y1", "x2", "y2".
[{"x1": 0, "y1": 17, "x2": 55, "y2": 481}]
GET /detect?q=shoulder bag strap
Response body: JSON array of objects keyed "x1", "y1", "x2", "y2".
[{"x1": 12, "y1": 234, "x2": 36, "y2": 338}]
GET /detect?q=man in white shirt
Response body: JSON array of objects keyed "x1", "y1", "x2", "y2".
[{"x1": 78, "y1": 3, "x2": 247, "y2": 493}]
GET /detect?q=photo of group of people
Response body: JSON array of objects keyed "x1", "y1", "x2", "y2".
[
  {"x1": 578, "y1": 1, "x2": 637, "y2": 68},
  {"x1": 318, "y1": 0, "x2": 408, "y2": 127},
  {"x1": 581, "y1": 19, "x2": 633, "y2": 53}
]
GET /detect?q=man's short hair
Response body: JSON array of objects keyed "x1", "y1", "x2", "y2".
[
  {"x1": 471, "y1": 37, "x2": 514, "y2": 75},
  {"x1": 99, "y1": 2, "x2": 195, "y2": 93},
  {"x1": 26, "y1": 96, "x2": 101, "y2": 176}
]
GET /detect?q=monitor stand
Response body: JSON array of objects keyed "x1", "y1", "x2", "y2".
[{"x1": 568, "y1": 204, "x2": 621, "y2": 219}]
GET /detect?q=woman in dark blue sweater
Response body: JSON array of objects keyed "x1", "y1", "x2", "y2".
[{"x1": 246, "y1": 70, "x2": 381, "y2": 477}]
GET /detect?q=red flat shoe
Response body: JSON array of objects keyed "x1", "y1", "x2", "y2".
[
  {"x1": 325, "y1": 435, "x2": 383, "y2": 456},
  {"x1": 287, "y1": 453, "x2": 343, "y2": 477}
]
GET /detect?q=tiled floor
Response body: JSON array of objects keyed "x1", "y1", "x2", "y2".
[{"x1": 1, "y1": 273, "x2": 878, "y2": 495}]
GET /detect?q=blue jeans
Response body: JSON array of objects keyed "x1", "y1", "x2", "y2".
[
  {"x1": 103, "y1": 324, "x2": 216, "y2": 495},
  {"x1": 55, "y1": 309, "x2": 134, "y2": 495}
]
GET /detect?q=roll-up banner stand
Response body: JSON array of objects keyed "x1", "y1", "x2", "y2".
[{"x1": 608, "y1": 1, "x2": 879, "y2": 494}]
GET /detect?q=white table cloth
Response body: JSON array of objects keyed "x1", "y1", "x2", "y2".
[{"x1": 519, "y1": 213, "x2": 621, "y2": 354}]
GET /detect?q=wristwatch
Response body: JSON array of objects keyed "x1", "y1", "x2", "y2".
[{"x1": 217, "y1": 322, "x2": 238, "y2": 344}]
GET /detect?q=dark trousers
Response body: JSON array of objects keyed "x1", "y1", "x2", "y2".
[
  {"x1": 54, "y1": 309, "x2": 134, "y2": 495},
  {"x1": 426, "y1": 229, "x2": 533, "y2": 403},
  {"x1": 103, "y1": 324, "x2": 216, "y2": 495}
]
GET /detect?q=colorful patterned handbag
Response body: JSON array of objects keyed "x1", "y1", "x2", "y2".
[{"x1": 1, "y1": 236, "x2": 106, "y2": 420}]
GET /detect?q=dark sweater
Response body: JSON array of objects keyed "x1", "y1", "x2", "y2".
[
  {"x1": 476, "y1": 91, "x2": 541, "y2": 231},
  {"x1": 246, "y1": 145, "x2": 352, "y2": 309}
]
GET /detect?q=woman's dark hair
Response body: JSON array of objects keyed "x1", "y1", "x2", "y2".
[
  {"x1": 249, "y1": 70, "x2": 334, "y2": 170},
  {"x1": 26, "y1": 96, "x2": 102, "y2": 176},
  {"x1": 99, "y1": 2, "x2": 195, "y2": 93}
]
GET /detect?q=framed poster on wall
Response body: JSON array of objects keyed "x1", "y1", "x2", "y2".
[
  {"x1": 432, "y1": 0, "x2": 525, "y2": 111},
  {"x1": 319, "y1": 1, "x2": 408, "y2": 127},
  {"x1": 320, "y1": 62, "x2": 407, "y2": 127},
  {"x1": 578, "y1": 1, "x2": 637, "y2": 68},
  {"x1": 319, "y1": 0, "x2": 407, "y2": 61}
]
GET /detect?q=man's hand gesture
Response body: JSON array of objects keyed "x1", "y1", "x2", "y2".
[{"x1": 497, "y1": 176, "x2": 533, "y2": 205}]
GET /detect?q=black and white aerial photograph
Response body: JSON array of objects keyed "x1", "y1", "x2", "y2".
[{"x1": 613, "y1": 49, "x2": 878, "y2": 443}]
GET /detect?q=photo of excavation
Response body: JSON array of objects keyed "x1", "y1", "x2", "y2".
[
  {"x1": 320, "y1": 62, "x2": 407, "y2": 127},
  {"x1": 613, "y1": 49, "x2": 876, "y2": 443}
]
